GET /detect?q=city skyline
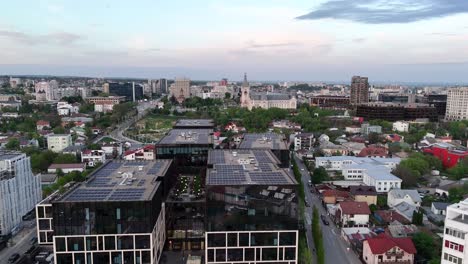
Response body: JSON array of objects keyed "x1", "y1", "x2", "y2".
[{"x1": 1, "y1": 0, "x2": 468, "y2": 82}]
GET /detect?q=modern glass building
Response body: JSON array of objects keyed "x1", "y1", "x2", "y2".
[
  {"x1": 238, "y1": 133, "x2": 290, "y2": 168},
  {"x1": 155, "y1": 129, "x2": 213, "y2": 167},
  {"x1": 109, "y1": 82, "x2": 144, "y2": 101},
  {"x1": 36, "y1": 160, "x2": 173, "y2": 264},
  {"x1": 173, "y1": 119, "x2": 215, "y2": 129},
  {"x1": 205, "y1": 149, "x2": 299, "y2": 263}
]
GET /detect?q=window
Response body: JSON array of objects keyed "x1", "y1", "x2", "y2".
[
  {"x1": 444, "y1": 253, "x2": 462, "y2": 264},
  {"x1": 445, "y1": 228, "x2": 466, "y2": 239},
  {"x1": 445, "y1": 240, "x2": 464, "y2": 252}
]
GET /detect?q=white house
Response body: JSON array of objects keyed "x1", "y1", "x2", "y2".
[
  {"x1": 47, "y1": 134, "x2": 72, "y2": 153},
  {"x1": 393, "y1": 121, "x2": 410, "y2": 133},
  {"x1": 123, "y1": 145, "x2": 155, "y2": 161},
  {"x1": 337, "y1": 201, "x2": 371, "y2": 227},
  {"x1": 81, "y1": 149, "x2": 106, "y2": 167},
  {"x1": 388, "y1": 189, "x2": 422, "y2": 208},
  {"x1": 47, "y1": 163, "x2": 86, "y2": 173},
  {"x1": 316, "y1": 156, "x2": 400, "y2": 171},
  {"x1": 431, "y1": 202, "x2": 450, "y2": 216}
]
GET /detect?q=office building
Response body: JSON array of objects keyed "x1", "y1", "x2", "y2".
[
  {"x1": 356, "y1": 103, "x2": 438, "y2": 122},
  {"x1": 378, "y1": 93, "x2": 415, "y2": 104},
  {"x1": 0, "y1": 151, "x2": 41, "y2": 237},
  {"x1": 150, "y1": 79, "x2": 168, "y2": 95},
  {"x1": 238, "y1": 133, "x2": 290, "y2": 168},
  {"x1": 441, "y1": 198, "x2": 468, "y2": 264},
  {"x1": 109, "y1": 82, "x2": 144, "y2": 101},
  {"x1": 155, "y1": 129, "x2": 213, "y2": 166},
  {"x1": 36, "y1": 160, "x2": 173, "y2": 264},
  {"x1": 446, "y1": 87, "x2": 468, "y2": 121},
  {"x1": 47, "y1": 134, "x2": 72, "y2": 153},
  {"x1": 169, "y1": 78, "x2": 190, "y2": 103},
  {"x1": 310, "y1": 95, "x2": 350, "y2": 110},
  {"x1": 350, "y1": 76, "x2": 369, "y2": 105},
  {"x1": 86, "y1": 96, "x2": 126, "y2": 113},
  {"x1": 205, "y1": 149, "x2": 299, "y2": 264},
  {"x1": 427, "y1": 94, "x2": 447, "y2": 116}
]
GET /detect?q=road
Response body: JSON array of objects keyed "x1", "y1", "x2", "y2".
[
  {"x1": 0, "y1": 224, "x2": 36, "y2": 264},
  {"x1": 294, "y1": 155, "x2": 361, "y2": 264}
]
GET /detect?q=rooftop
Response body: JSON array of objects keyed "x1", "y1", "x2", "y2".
[
  {"x1": 54, "y1": 160, "x2": 172, "y2": 203},
  {"x1": 206, "y1": 149, "x2": 297, "y2": 186},
  {"x1": 157, "y1": 129, "x2": 213, "y2": 145},
  {"x1": 238, "y1": 133, "x2": 288, "y2": 150},
  {"x1": 366, "y1": 234, "x2": 417, "y2": 254},
  {"x1": 48, "y1": 163, "x2": 86, "y2": 169},
  {"x1": 350, "y1": 185, "x2": 377, "y2": 196},
  {"x1": 173, "y1": 119, "x2": 215, "y2": 128},
  {"x1": 339, "y1": 201, "x2": 371, "y2": 215},
  {"x1": 0, "y1": 151, "x2": 23, "y2": 161}
]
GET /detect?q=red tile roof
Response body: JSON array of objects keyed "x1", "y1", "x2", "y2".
[
  {"x1": 350, "y1": 186, "x2": 377, "y2": 196},
  {"x1": 339, "y1": 201, "x2": 371, "y2": 215},
  {"x1": 375, "y1": 210, "x2": 410, "y2": 224},
  {"x1": 36, "y1": 120, "x2": 50, "y2": 126},
  {"x1": 48, "y1": 163, "x2": 85, "y2": 169},
  {"x1": 322, "y1": 190, "x2": 350, "y2": 199},
  {"x1": 358, "y1": 147, "x2": 387, "y2": 157},
  {"x1": 366, "y1": 234, "x2": 416, "y2": 254}
]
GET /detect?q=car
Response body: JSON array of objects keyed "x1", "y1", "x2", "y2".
[
  {"x1": 8, "y1": 253, "x2": 20, "y2": 263},
  {"x1": 321, "y1": 214, "x2": 329, "y2": 225},
  {"x1": 305, "y1": 199, "x2": 310, "y2": 207},
  {"x1": 301, "y1": 168, "x2": 305, "y2": 171}
]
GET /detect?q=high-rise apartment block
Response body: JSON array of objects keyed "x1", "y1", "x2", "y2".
[
  {"x1": 441, "y1": 198, "x2": 468, "y2": 264},
  {"x1": 169, "y1": 78, "x2": 190, "y2": 103},
  {"x1": 445, "y1": 87, "x2": 468, "y2": 121},
  {"x1": 0, "y1": 151, "x2": 42, "y2": 236},
  {"x1": 350, "y1": 76, "x2": 369, "y2": 105}
]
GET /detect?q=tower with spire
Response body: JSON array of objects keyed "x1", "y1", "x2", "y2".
[{"x1": 240, "y1": 73, "x2": 251, "y2": 108}]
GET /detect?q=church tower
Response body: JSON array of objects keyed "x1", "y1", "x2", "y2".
[{"x1": 240, "y1": 73, "x2": 250, "y2": 108}]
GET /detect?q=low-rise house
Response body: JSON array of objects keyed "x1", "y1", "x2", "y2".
[
  {"x1": 393, "y1": 202, "x2": 419, "y2": 222},
  {"x1": 271, "y1": 120, "x2": 301, "y2": 130},
  {"x1": 388, "y1": 189, "x2": 422, "y2": 208},
  {"x1": 123, "y1": 145, "x2": 155, "y2": 161},
  {"x1": 36, "y1": 120, "x2": 51, "y2": 131},
  {"x1": 345, "y1": 126, "x2": 362, "y2": 134},
  {"x1": 362, "y1": 234, "x2": 416, "y2": 264},
  {"x1": 350, "y1": 186, "x2": 377, "y2": 205},
  {"x1": 358, "y1": 146, "x2": 388, "y2": 158},
  {"x1": 62, "y1": 145, "x2": 85, "y2": 157},
  {"x1": 336, "y1": 201, "x2": 371, "y2": 227},
  {"x1": 70, "y1": 126, "x2": 86, "y2": 137},
  {"x1": 341, "y1": 142, "x2": 366, "y2": 156},
  {"x1": 322, "y1": 190, "x2": 351, "y2": 204},
  {"x1": 39, "y1": 173, "x2": 57, "y2": 186},
  {"x1": 319, "y1": 140, "x2": 349, "y2": 156},
  {"x1": 386, "y1": 222, "x2": 418, "y2": 238},
  {"x1": 431, "y1": 202, "x2": 450, "y2": 216},
  {"x1": 47, "y1": 134, "x2": 72, "y2": 153},
  {"x1": 294, "y1": 133, "x2": 314, "y2": 151},
  {"x1": 19, "y1": 138, "x2": 39, "y2": 148},
  {"x1": 361, "y1": 123, "x2": 382, "y2": 135},
  {"x1": 47, "y1": 163, "x2": 86, "y2": 173},
  {"x1": 374, "y1": 210, "x2": 410, "y2": 225},
  {"x1": 81, "y1": 149, "x2": 106, "y2": 167},
  {"x1": 393, "y1": 121, "x2": 410, "y2": 133},
  {"x1": 100, "y1": 142, "x2": 123, "y2": 158}
]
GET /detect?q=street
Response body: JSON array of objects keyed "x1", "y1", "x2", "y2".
[
  {"x1": 294, "y1": 155, "x2": 361, "y2": 264},
  {"x1": 0, "y1": 224, "x2": 36, "y2": 264}
]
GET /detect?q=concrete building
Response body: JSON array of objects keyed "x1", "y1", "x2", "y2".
[
  {"x1": 361, "y1": 123, "x2": 382, "y2": 135},
  {"x1": 350, "y1": 76, "x2": 369, "y2": 105},
  {"x1": 294, "y1": 133, "x2": 314, "y2": 151},
  {"x1": 356, "y1": 103, "x2": 439, "y2": 122},
  {"x1": 36, "y1": 160, "x2": 172, "y2": 264},
  {"x1": 47, "y1": 134, "x2": 72, "y2": 153},
  {"x1": 47, "y1": 163, "x2": 86, "y2": 174},
  {"x1": 441, "y1": 198, "x2": 468, "y2": 264},
  {"x1": 393, "y1": 121, "x2": 410, "y2": 133},
  {"x1": 363, "y1": 234, "x2": 416, "y2": 264},
  {"x1": 169, "y1": 78, "x2": 191, "y2": 103},
  {"x1": 336, "y1": 201, "x2": 371, "y2": 227},
  {"x1": 0, "y1": 151, "x2": 41, "y2": 236},
  {"x1": 81, "y1": 149, "x2": 106, "y2": 167},
  {"x1": 446, "y1": 87, "x2": 468, "y2": 121},
  {"x1": 123, "y1": 145, "x2": 155, "y2": 161},
  {"x1": 240, "y1": 74, "x2": 296, "y2": 110},
  {"x1": 387, "y1": 189, "x2": 422, "y2": 208},
  {"x1": 86, "y1": 96, "x2": 126, "y2": 113}
]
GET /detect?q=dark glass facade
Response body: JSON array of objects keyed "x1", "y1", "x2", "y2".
[
  {"x1": 109, "y1": 82, "x2": 144, "y2": 101},
  {"x1": 155, "y1": 144, "x2": 213, "y2": 167}
]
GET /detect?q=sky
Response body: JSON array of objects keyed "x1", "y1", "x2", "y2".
[{"x1": 1, "y1": 0, "x2": 468, "y2": 82}]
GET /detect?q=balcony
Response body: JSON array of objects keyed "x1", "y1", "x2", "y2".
[{"x1": 385, "y1": 251, "x2": 404, "y2": 258}]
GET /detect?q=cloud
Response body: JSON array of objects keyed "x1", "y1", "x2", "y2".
[
  {"x1": 246, "y1": 41, "x2": 300, "y2": 49},
  {"x1": 0, "y1": 29, "x2": 83, "y2": 46},
  {"x1": 296, "y1": 0, "x2": 468, "y2": 24},
  {"x1": 352, "y1": 38, "x2": 366, "y2": 43}
]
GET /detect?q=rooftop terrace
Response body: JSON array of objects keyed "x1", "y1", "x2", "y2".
[
  {"x1": 157, "y1": 129, "x2": 213, "y2": 145},
  {"x1": 238, "y1": 133, "x2": 288, "y2": 150}
]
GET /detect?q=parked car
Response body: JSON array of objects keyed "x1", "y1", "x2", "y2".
[
  {"x1": 8, "y1": 253, "x2": 20, "y2": 263},
  {"x1": 321, "y1": 214, "x2": 329, "y2": 225},
  {"x1": 305, "y1": 199, "x2": 310, "y2": 207}
]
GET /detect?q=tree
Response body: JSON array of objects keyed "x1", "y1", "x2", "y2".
[
  {"x1": 53, "y1": 126, "x2": 66, "y2": 134},
  {"x1": 368, "y1": 132, "x2": 381, "y2": 144},
  {"x1": 411, "y1": 209, "x2": 424, "y2": 225},
  {"x1": 79, "y1": 103, "x2": 94, "y2": 113},
  {"x1": 312, "y1": 167, "x2": 329, "y2": 184},
  {"x1": 53, "y1": 154, "x2": 78, "y2": 164},
  {"x1": 5, "y1": 138, "x2": 20, "y2": 150},
  {"x1": 224, "y1": 92, "x2": 231, "y2": 99},
  {"x1": 393, "y1": 165, "x2": 418, "y2": 187},
  {"x1": 412, "y1": 232, "x2": 435, "y2": 261}
]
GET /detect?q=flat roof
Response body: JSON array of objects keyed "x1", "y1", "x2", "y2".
[
  {"x1": 174, "y1": 119, "x2": 214, "y2": 128},
  {"x1": 206, "y1": 149, "x2": 297, "y2": 186},
  {"x1": 238, "y1": 133, "x2": 288, "y2": 150},
  {"x1": 0, "y1": 151, "x2": 23, "y2": 161},
  {"x1": 157, "y1": 129, "x2": 213, "y2": 145},
  {"x1": 55, "y1": 160, "x2": 172, "y2": 203}
]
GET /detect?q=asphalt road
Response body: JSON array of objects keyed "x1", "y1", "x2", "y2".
[
  {"x1": 294, "y1": 155, "x2": 361, "y2": 264},
  {"x1": 0, "y1": 225, "x2": 36, "y2": 264}
]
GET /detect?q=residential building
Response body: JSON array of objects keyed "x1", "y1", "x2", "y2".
[
  {"x1": 150, "y1": 78, "x2": 168, "y2": 95},
  {"x1": 350, "y1": 76, "x2": 369, "y2": 105},
  {"x1": 361, "y1": 123, "x2": 382, "y2": 135},
  {"x1": 205, "y1": 149, "x2": 299, "y2": 263},
  {"x1": 86, "y1": 96, "x2": 126, "y2": 113},
  {"x1": 108, "y1": 82, "x2": 144, "y2": 101},
  {"x1": 240, "y1": 73, "x2": 297, "y2": 110},
  {"x1": 81, "y1": 149, "x2": 106, "y2": 167},
  {"x1": 357, "y1": 146, "x2": 387, "y2": 158},
  {"x1": 169, "y1": 78, "x2": 190, "y2": 103},
  {"x1": 362, "y1": 234, "x2": 416, "y2": 264},
  {"x1": 341, "y1": 142, "x2": 366, "y2": 156},
  {"x1": 0, "y1": 151, "x2": 41, "y2": 236},
  {"x1": 446, "y1": 87, "x2": 468, "y2": 121},
  {"x1": 373, "y1": 210, "x2": 411, "y2": 225},
  {"x1": 123, "y1": 145, "x2": 155, "y2": 161},
  {"x1": 336, "y1": 201, "x2": 371, "y2": 227},
  {"x1": 36, "y1": 120, "x2": 50, "y2": 131},
  {"x1": 319, "y1": 140, "x2": 349, "y2": 156},
  {"x1": 441, "y1": 198, "x2": 468, "y2": 264},
  {"x1": 356, "y1": 103, "x2": 438, "y2": 122},
  {"x1": 322, "y1": 190, "x2": 351, "y2": 204},
  {"x1": 315, "y1": 156, "x2": 400, "y2": 171},
  {"x1": 350, "y1": 186, "x2": 378, "y2": 206},
  {"x1": 238, "y1": 133, "x2": 290, "y2": 167},
  {"x1": 294, "y1": 133, "x2": 314, "y2": 151},
  {"x1": 393, "y1": 121, "x2": 410, "y2": 133},
  {"x1": 47, "y1": 134, "x2": 72, "y2": 153},
  {"x1": 388, "y1": 190, "x2": 421, "y2": 208},
  {"x1": 35, "y1": 81, "x2": 58, "y2": 101},
  {"x1": 36, "y1": 160, "x2": 173, "y2": 264},
  {"x1": 432, "y1": 202, "x2": 450, "y2": 216},
  {"x1": 345, "y1": 126, "x2": 362, "y2": 134},
  {"x1": 100, "y1": 142, "x2": 123, "y2": 158},
  {"x1": 47, "y1": 163, "x2": 86, "y2": 174}
]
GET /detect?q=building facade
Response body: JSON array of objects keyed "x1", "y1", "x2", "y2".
[
  {"x1": 240, "y1": 74, "x2": 296, "y2": 110},
  {"x1": 350, "y1": 76, "x2": 369, "y2": 105},
  {"x1": 363, "y1": 234, "x2": 416, "y2": 264},
  {"x1": 169, "y1": 78, "x2": 190, "y2": 103},
  {"x1": 108, "y1": 82, "x2": 144, "y2": 102},
  {"x1": 0, "y1": 152, "x2": 41, "y2": 237},
  {"x1": 47, "y1": 134, "x2": 72, "y2": 153},
  {"x1": 310, "y1": 95, "x2": 350, "y2": 110},
  {"x1": 441, "y1": 198, "x2": 468, "y2": 264},
  {"x1": 356, "y1": 103, "x2": 439, "y2": 122},
  {"x1": 446, "y1": 87, "x2": 468, "y2": 121}
]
